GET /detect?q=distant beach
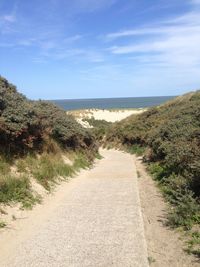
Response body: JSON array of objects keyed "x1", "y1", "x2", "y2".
[
  {"x1": 67, "y1": 109, "x2": 146, "y2": 126},
  {"x1": 52, "y1": 96, "x2": 175, "y2": 111}
]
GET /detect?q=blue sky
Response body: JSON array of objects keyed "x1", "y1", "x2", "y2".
[{"x1": 0, "y1": 0, "x2": 200, "y2": 99}]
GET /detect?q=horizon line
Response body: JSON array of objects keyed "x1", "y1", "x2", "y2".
[{"x1": 46, "y1": 95, "x2": 177, "y2": 102}]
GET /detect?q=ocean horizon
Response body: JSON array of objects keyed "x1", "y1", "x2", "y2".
[{"x1": 51, "y1": 95, "x2": 176, "y2": 111}]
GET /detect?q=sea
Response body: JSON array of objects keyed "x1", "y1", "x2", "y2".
[{"x1": 52, "y1": 96, "x2": 175, "y2": 111}]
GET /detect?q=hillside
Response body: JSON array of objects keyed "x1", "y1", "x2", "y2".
[
  {"x1": 0, "y1": 76, "x2": 97, "y2": 211},
  {"x1": 0, "y1": 77, "x2": 96, "y2": 155},
  {"x1": 106, "y1": 91, "x2": 200, "y2": 244}
]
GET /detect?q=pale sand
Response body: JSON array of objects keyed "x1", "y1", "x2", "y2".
[
  {"x1": 0, "y1": 149, "x2": 149, "y2": 267},
  {"x1": 87, "y1": 109, "x2": 145, "y2": 122},
  {"x1": 68, "y1": 108, "x2": 146, "y2": 125}
]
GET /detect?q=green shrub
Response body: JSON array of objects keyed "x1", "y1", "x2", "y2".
[
  {"x1": 83, "y1": 117, "x2": 112, "y2": 143},
  {"x1": 83, "y1": 117, "x2": 111, "y2": 128},
  {"x1": 127, "y1": 144, "x2": 146, "y2": 156},
  {"x1": 0, "y1": 76, "x2": 97, "y2": 208},
  {"x1": 106, "y1": 90, "x2": 200, "y2": 234},
  {"x1": 34, "y1": 101, "x2": 96, "y2": 151},
  {"x1": 186, "y1": 231, "x2": 200, "y2": 257},
  {"x1": 0, "y1": 76, "x2": 97, "y2": 155},
  {"x1": 167, "y1": 190, "x2": 200, "y2": 229},
  {"x1": 148, "y1": 163, "x2": 166, "y2": 181}
]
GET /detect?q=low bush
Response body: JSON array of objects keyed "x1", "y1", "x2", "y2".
[
  {"x1": 0, "y1": 76, "x2": 97, "y2": 155},
  {"x1": 187, "y1": 231, "x2": 200, "y2": 257},
  {"x1": 106, "y1": 91, "x2": 200, "y2": 232},
  {"x1": 83, "y1": 117, "x2": 112, "y2": 143},
  {"x1": 127, "y1": 144, "x2": 146, "y2": 156},
  {"x1": 0, "y1": 76, "x2": 97, "y2": 208},
  {"x1": 167, "y1": 190, "x2": 200, "y2": 229}
]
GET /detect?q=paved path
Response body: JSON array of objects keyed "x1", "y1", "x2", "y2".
[{"x1": 0, "y1": 149, "x2": 149, "y2": 267}]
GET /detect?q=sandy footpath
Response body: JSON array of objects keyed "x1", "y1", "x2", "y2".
[{"x1": 0, "y1": 149, "x2": 149, "y2": 267}]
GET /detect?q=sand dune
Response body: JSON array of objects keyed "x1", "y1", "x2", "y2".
[{"x1": 68, "y1": 108, "x2": 146, "y2": 125}]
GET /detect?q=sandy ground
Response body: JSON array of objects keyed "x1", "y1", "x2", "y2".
[
  {"x1": 0, "y1": 149, "x2": 149, "y2": 267},
  {"x1": 87, "y1": 109, "x2": 145, "y2": 122},
  {"x1": 136, "y1": 156, "x2": 200, "y2": 267},
  {"x1": 68, "y1": 108, "x2": 146, "y2": 126}
]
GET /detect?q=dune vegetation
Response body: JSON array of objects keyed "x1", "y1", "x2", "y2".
[
  {"x1": 1, "y1": 75, "x2": 200, "y2": 256},
  {"x1": 0, "y1": 76, "x2": 97, "y2": 218},
  {"x1": 82, "y1": 117, "x2": 112, "y2": 143},
  {"x1": 106, "y1": 91, "x2": 200, "y2": 255}
]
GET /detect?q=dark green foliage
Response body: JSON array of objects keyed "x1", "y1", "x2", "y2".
[
  {"x1": 33, "y1": 101, "x2": 96, "y2": 152},
  {"x1": 0, "y1": 77, "x2": 43, "y2": 154},
  {"x1": 83, "y1": 117, "x2": 112, "y2": 143},
  {"x1": 167, "y1": 190, "x2": 200, "y2": 229},
  {"x1": 127, "y1": 144, "x2": 146, "y2": 156},
  {"x1": 83, "y1": 117, "x2": 111, "y2": 128},
  {"x1": 148, "y1": 163, "x2": 166, "y2": 181},
  {"x1": 107, "y1": 91, "x2": 200, "y2": 229},
  {"x1": 0, "y1": 76, "x2": 97, "y2": 207},
  {"x1": 0, "y1": 76, "x2": 97, "y2": 155}
]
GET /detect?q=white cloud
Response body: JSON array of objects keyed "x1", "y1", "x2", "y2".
[
  {"x1": 106, "y1": 1, "x2": 200, "y2": 71},
  {"x1": 63, "y1": 35, "x2": 82, "y2": 43},
  {"x1": 0, "y1": 14, "x2": 17, "y2": 34},
  {"x1": 191, "y1": 0, "x2": 200, "y2": 5},
  {"x1": 2, "y1": 14, "x2": 16, "y2": 23}
]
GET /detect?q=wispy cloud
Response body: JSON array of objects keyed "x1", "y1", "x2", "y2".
[
  {"x1": 0, "y1": 0, "x2": 19, "y2": 34},
  {"x1": 106, "y1": 0, "x2": 200, "y2": 70},
  {"x1": 1, "y1": 14, "x2": 16, "y2": 23},
  {"x1": 0, "y1": 14, "x2": 16, "y2": 34},
  {"x1": 63, "y1": 35, "x2": 82, "y2": 43},
  {"x1": 39, "y1": 47, "x2": 105, "y2": 64}
]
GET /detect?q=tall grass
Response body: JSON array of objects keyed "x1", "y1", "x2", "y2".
[
  {"x1": 15, "y1": 151, "x2": 91, "y2": 191},
  {"x1": 0, "y1": 158, "x2": 10, "y2": 175},
  {"x1": 0, "y1": 175, "x2": 40, "y2": 209},
  {"x1": 0, "y1": 76, "x2": 97, "y2": 213},
  {"x1": 0, "y1": 147, "x2": 92, "y2": 208}
]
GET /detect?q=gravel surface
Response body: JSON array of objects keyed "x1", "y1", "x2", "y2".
[{"x1": 0, "y1": 149, "x2": 149, "y2": 267}]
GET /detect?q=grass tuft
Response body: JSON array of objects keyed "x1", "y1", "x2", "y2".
[
  {"x1": 0, "y1": 175, "x2": 40, "y2": 209},
  {"x1": 0, "y1": 221, "x2": 6, "y2": 228},
  {"x1": 127, "y1": 144, "x2": 146, "y2": 156},
  {"x1": 186, "y1": 231, "x2": 200, "y2": 257}
]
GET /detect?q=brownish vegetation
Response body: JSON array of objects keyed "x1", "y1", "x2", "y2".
[
  {"x1": 106, "y1": 91, "x2": 200, "y2": 256},
  {"x1": 0, "y1": 76, "x2": 97, "y2": 212}
]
